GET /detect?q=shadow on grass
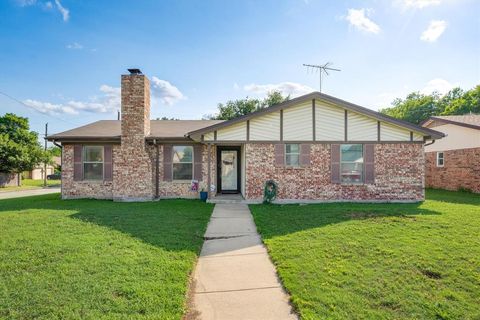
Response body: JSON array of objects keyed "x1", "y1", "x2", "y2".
[
  {"x1": 252, "y1": 189, "x2": 480, "y2": 240},
  {"x1": 0, "y1": 193, "x2": 214, "y2": 253},
  {"x1": 250, "y1": 197, "x2": 444, "y2": 241},
  {"x1": 425, "y1": 188, "x2": 480, "y2": 205}
]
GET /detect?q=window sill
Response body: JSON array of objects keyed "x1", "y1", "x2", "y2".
[
  {"x1": 172, "y1": 180, "x2": 194, "y2": 184},
  {"x1": 78, "y1": 179, "x2": 107, "y2": 183}
]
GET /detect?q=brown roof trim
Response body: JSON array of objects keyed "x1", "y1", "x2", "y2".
[
  {"x1": 145, "y1": 137, "x2": 195, "y2": 142},
  {"x1": 47, "y1": 136, "x2": 121, "y2": 142},
  {"x1": 187, "y1": 92, "x2": 445, "y2": 139},
  {"x1": 421, "y1": 116, "x2": 480, "y2": 131}
]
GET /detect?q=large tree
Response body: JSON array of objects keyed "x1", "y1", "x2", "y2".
[
  {"x1": 380, "y1": 85, "x2": 480, "y2": 124},
  {"x1": 0, "y1": 113, "x2": 50, "y2": 176},
  {"x1": 207, "y1": 91, "x2": 289, "y2": 120}
]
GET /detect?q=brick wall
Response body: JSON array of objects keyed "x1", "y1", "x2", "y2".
[
  {"x1": 425, "y1": 147, "x2": 480, "y2": 193},
  {"x1": 245, "y1": 143, "x2": 424, "y2": 201},
  {"x1": 61, "y1": 144, "x2": 117, "y2": 199},
  {"x1": 149, "y1": 144, "x2": 216, "y2": 199}
]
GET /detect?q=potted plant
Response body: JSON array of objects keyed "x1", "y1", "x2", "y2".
[{"x1": 199, "y1": 188, "x2": 208, "y2": 202}]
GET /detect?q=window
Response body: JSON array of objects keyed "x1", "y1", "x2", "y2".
[
  {"x1": 173, "y1": 146, "x2": 193, "y2": 180},
  {"x1": 436, "y1": 152, "x2": 444, "y2": 167},
  {"x1": 83, "y1": 146, "x2": 104, "y2": 180},
  {"x1": 285, "y1": 144, "x2": 300, "y2": 166},
  {"x1": 340, "y1": 144, "x2": 363, "y2": 183}
]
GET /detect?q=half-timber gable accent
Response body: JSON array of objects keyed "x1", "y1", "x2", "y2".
[
  {"x1": 315, "y1": 101, "x2": 344, "y2": 140},
  {"x1": 250, "y1": 111, "x2": 280, "y2": 141},
  {"x1": 198, "y1": 93, "x2": 438, "y2": 143}
]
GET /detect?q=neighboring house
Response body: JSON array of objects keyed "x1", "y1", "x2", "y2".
[
  {"x1": 47, "y1": 69, "x2": 443, "y2": 202},
  {"x1": 0, "y1": 173, "x2": 20, "y2": 187},
  {"x1": 23, "y1": 156, "x2": 61, "y2": 180},
  {"x1": 422, "y1": 115, "x2": 480, "y2": 193}
]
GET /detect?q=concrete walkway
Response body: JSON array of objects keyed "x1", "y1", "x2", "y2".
[
  {"x1": 0, "y1": 187, "x2": 60, "y2": 200},
  {"x1": 189, "y1": 203, "x2": 297, "y2": 320}
]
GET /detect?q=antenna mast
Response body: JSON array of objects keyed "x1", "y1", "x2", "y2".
[{"x1": 303, "y1": 62, "x2": 341, "y2": 93}]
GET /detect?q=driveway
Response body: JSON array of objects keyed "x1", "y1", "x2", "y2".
[{"x1": 0, "y1": 187, "x2": 61, "y2": 200}]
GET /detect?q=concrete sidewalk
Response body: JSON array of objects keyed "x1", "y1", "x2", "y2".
[
  {"x1": 189, "y1": 203, "x2": 297, "y2": 320},
  {"x1": 0, "y1": 187, "x2": 60, "y2": 200}
]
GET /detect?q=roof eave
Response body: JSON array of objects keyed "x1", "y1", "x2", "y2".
[{"x1": 47, "y1": 136, "x2": 121, "y2": 142}]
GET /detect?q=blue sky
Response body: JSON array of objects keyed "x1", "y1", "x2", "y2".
[{"x1": 0, "y1": 0, "x2": 479, "y2": 139}]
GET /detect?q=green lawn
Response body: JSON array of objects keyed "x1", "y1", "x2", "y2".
[
  {"x1": 0, "y1": 179, "x2": 60, "y2": 192},
  {"x1": 0, "y1": 194, "x2": 213, "y2": 319},
  {"x1": 250, "y1": 189, "x2": 480, "y2": 320}
]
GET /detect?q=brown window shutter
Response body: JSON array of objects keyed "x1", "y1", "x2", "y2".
[
  {"x1": 300, "y1": 144, "x2": 311, "y2": 167},
  {"x1": 103, "y1": 145, "x2": 113, "y2": 181},
  {"x1": 193, "y1": 145, "x2": 203, "y2": 181},
  {"x1": 364, "y1": 144, "x2": 375, "y2": 184},
  {"x1": 73, "y1": 144, "x2": 83, "y2": 181},
  {"x1": 331, "y1": 144, "x2": 341, "y2": 184},
  {"x1": 274, "y1": 144, "x2": 285, "y2": 166},
  {"x1": 163, "y1": 144, "x2": 173, "y2": 181}
]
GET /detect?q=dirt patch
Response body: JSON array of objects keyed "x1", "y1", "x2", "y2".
[
  {"x1": 183, "y1": 277, "x2": 201, "y2": 320},
  {"x1": 420, "y1": 269, "x2": 442, "y2": 279}
]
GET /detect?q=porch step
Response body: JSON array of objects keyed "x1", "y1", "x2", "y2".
[
  {"x1": 208, "y1": 194, "x2": 246, "y2": 204},
  {"x1": 208, "y1": 199, "x2": 246, "y2": 204}
]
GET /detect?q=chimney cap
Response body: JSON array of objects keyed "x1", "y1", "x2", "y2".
[{"x1": 127, "y1": 68, "x2": 142, "y2": 75}]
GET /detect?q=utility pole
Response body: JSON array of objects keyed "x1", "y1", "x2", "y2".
[
  {"x1": 303, "y1": 62, "x2": 341, "y2": 93},
  {"x1": 44, "y1": 123, "x2": 48, "y2": 187}
]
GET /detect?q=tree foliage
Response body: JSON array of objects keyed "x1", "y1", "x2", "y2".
[
  {"x1": 0, "y1": 113, "x2": 50, "y2": 173},
  {"x1": 207, "y1": 91, "x2": 289, "y2": 120},
  {"x1": 380, "y1": 85, "x2": 480, "y2": 124},
  {"x1": 48, "y1": 146, "x2": 61, "y2": 157}
]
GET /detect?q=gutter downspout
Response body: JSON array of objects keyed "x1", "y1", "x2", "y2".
[
  {"x1": 154, "y1": 139, "x2": 159, "y2": 199},
  {"x1": 424, "y1": 140, "x2": 436, "y2": 147},
  {"x1": 52, "y1": 140, "x2": 63, "y2": 199}
]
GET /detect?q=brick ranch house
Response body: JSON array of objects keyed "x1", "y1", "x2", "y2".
[
  {"x1": 422, "y1": 115, "x2": 480, "y2": 193},
  {"x1": 47, "y1": 69, "x2": 444, "y2": 202}
]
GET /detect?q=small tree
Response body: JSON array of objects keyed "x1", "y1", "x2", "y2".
[
  {"x1": 0, "y1": 113, "x2": 50, "y2": 183},
  {"x1": 207, "y1": 91, "x2": 290, "y2": 120}
]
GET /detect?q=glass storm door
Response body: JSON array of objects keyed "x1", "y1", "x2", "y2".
[{"x1": 221, "y1": 150, "x2": 238, "y2": 192}]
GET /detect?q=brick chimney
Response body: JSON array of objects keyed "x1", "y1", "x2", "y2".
[
  {"x1": 121, "y1": 69, "x2": 150, "y2": 140},
  {"x1": 113, "y1": 69, "x2": 154, "y2": 201}
]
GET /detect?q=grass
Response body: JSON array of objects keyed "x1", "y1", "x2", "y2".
[
  {"x1": 0, "y1": 179, "x2": 60, "y2": 192},
  {"x1": 250, "y1": 189, "x2": 480, "y2": 320},
  {"x1": 0, "y1": 194, "x2": 213, "y2": 319}
]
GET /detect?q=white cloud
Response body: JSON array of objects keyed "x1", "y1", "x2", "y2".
[
  {"x1": 345, "y1": 8, "x2": 380, "y2": 34},
  {"x1": 421, "y1": 78, "x2": 453, "y2": 95},
  {"x1": 420, "y1": 20, "x2": 447, "y2": 42},
  {"x1": 23, "y1": 76, "x2": 185, "y2": 116},
  {"x1": 401, "y1": 0, "x2": 441, "y2": 9},
  {"x1": 54, "y1": 0, "x2": 69, "y2": 21},
  {"x1": 66, "y1": 42, "x2": 83, "y2": 50},
  {"x1": 17, "y1": 0, "x2": 69, "y2": 21},
  {"x1": 151, "y1": 77, "x2": 186, "y2": 106},
  {"x1": 24, "y1": 85, "x2": 121, "y2": 116},
  {"x1": 243, "y1": 82, "x2": 314, "y2": 97}
]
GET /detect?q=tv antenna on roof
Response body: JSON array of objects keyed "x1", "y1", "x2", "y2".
[{"x1": 303, "y1": 62, "x2": 341, "y2": 93}]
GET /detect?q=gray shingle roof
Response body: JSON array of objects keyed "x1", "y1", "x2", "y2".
[
  {"x1": 428, "y1": 115, "x2": 480, "y2": 129},
  {"x1": 47, "y1": 120, "x2": 224, "y2": 141}
]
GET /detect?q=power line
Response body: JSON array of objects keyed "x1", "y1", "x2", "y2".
[{"x1": 0, "y1": 90, "x2": 80, "y2": 126}]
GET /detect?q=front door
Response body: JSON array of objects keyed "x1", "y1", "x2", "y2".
[{"x1": 217, "y1": 147, "x2": 241, "y2": 194}]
